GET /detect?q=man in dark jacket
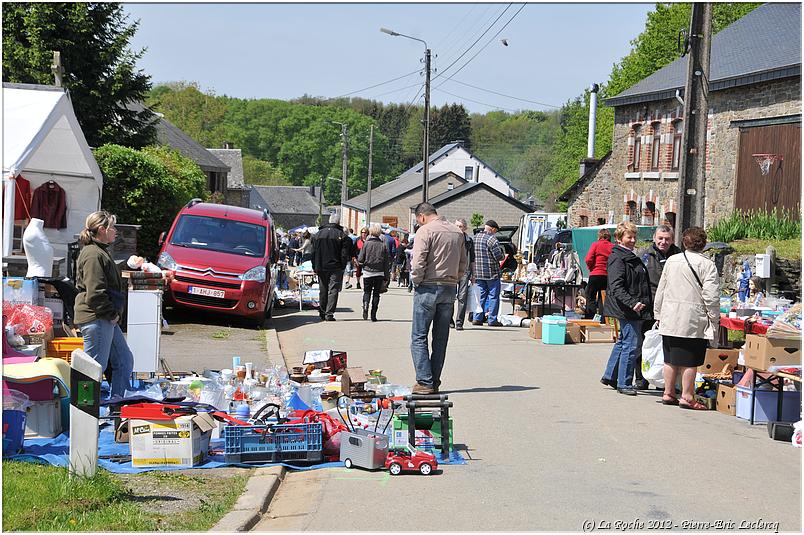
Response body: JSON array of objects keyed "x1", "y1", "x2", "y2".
[
  {"x1": 452, "y1": 218, "x2": 475, "y2": 330},
  {"x1": 600, "y1": 222, "x2": 653, "y2": 395},
  {"x1": 632, "y1": 225, "x2": 681, "y2": 389},
  {"x1": 312, "y1": 212, "x2": 352, "y2": 321}
]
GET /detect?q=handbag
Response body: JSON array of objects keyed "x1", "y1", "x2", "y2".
[{"x1": 379, "y1": 279, "x2": 389, "y2": 294}]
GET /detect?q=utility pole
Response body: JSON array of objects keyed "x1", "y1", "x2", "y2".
[
  {"x1": 367, "y1": 125, "x2": 374, "y2": 228},
  {"x1": 340, "y1": 123, "x2": 349, "y2": 208},
  {"x1": 318, "y1": 176, "x2": 323, "y2": 226},
  {"x1": 422, "y1": 48, "x2": 431, "y2": 203},
  {"x1": 675, "y1": 3, "x2": 712, "y2": 246},
  {"x1": 51, "y1": 51, "x2": 64, "y2": 87}
]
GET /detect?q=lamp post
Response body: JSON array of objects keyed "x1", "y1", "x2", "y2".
[
  {"x1": 331, "y1": 121, "x2": 349, "y2": 216},
  {"x1": 381, "y1": 27, "x2": 430, "y2": 202}
]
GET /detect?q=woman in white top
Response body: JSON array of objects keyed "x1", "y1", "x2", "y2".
[{"x1": 654, "y1": 227, "x2": 720, "y2": 410}]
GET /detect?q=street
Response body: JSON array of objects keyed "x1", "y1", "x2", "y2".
[{"x1": 250, "y1": 285, "x2": 801, "y2": 532}]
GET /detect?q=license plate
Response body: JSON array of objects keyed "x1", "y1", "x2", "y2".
[{"x1": 188, "y1": 286, "x2": 225, "y2": 298}]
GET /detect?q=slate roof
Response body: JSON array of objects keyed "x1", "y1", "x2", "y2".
[
  {"x1": 208, "y1": 148, "x2": 244, "y2": 187},
  {"x1": 606, "y1": 3, "x2": 801, "y2": 107},
  {"x1": 126, "y1": 101, "x2": 230, "y2": 173},
  {"x1": 403, "y1": 141, "x2": 515, "y2": 190},
  {"x1": 421, "y1": 180, "x2": 533, "y2": 213},
  {"x1": 343, "y1": 170, "x2": 463, "y2": 211},
  {"x1": 556, "y1": 152, "x2": 613, "y2": 202},
  {"x1": 251, "y1": 186, "x2": 321, "y2": 215}
]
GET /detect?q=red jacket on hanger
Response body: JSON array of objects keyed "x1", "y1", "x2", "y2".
[{"x1": 31, "y1": 181, "x2": 67, "y2": 229}]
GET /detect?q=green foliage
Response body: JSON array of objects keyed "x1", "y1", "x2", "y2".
[
  {"x1": 729, "y1": 238, "x2": 801, "y2": 260},
  {"x1": 470, "y1": 213, "x2": 485, "y2": 228},
  {"x1": 94, "y1": 144, "x2": 207, "y2": 259},
  {"x1": 242, "y1": 154, "x2": 290, "y2": 186},
  {"x1": 2, "y1": 3, "x2": 154, "y2": 148},
  {"x1": 706, "y1": 208, "x2": 802, "y2": 242}
]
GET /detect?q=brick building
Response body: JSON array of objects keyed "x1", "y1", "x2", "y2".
[{"x1": 560, "y1": 3, "x2": 801, "y2": 228}]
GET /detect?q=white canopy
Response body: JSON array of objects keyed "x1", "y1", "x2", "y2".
[{"x1": 3, "y1": 84, "x2": 103, "y2": 256}]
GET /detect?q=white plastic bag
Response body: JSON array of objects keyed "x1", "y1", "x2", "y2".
[
  {"x1": 469, "y1": 283, "x2": 482, "y2": 314},
  {"x1": 641, "y1": 324, "x2": 665, "y2": 388}
]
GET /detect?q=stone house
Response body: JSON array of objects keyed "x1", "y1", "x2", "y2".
[
  {"x1": 249, "y1": 185, "x2": 322, "y2": 230},
  {"x1": 415, "y1": 181, "x2": 533, "y2": 229},
  {"x1": 560, "y1": 3, "x2": 801, "y2": 228},
  {"x1": 342, "y1": 170, "x2": 465, "y2": 232}
]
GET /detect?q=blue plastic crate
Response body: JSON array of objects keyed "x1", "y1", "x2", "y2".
[
  {"x1": 224, "y1": 422, "x2": 323, "y2": 464},
  {"x1": 3, "y1": 410, "x2": 26, "y2": 456}
]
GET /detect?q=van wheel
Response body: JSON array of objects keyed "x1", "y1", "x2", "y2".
[
  {"x1": 252, "y1": 311, "x2": 266, "y2": 328},
  {"x1": 344, "y1": 458, "x2": 353, "y2": 469}
]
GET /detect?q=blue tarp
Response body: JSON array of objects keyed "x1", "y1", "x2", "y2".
[{"x1": 7, "y1": 425, "x2": 466, "y2": 473}]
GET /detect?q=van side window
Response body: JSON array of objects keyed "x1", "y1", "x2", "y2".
[{"x1": 348, "y1": 436, "x2": 361, "y2": 447}]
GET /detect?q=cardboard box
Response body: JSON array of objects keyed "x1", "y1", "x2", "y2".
[
  {"x1": 3, "y1": 277, "x2": 38, "y2": 305},
  {"x1": 743, "y1": 335, "x2": 801, "y2": 371},
  {"x1": 694, "y1": 394, "x2": 716, "y2": 410},
  {"x1": 528, "y1": 319, "x2": 542, "y2": 340},
  {"x1": 43, "y1": 297, "x2": 64, "y2": 321},
  {"x1": 699, "y1": 348, "x2": 740, "y2": 374},
  {"x1": 565, "y1": 323, "x2": 583, "y2": 344},
  {"x1": 513, "y1": 310, "x2": 529, "y2": 319},
  {"x1": 582, "y1": 325, "x2": 615, "y2": 343},
  {"x1": 129, "y1": 413, "x2": 215, "y2": 467},
  {"x1": 716, "y1": 384, "x2": 737, "y2": 416}
]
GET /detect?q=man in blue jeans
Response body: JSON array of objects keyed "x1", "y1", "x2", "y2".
[
  {"x1": 409, "y1": 203, "x2": 467, "y2": 394},
  {"x1": 472, "y1": 220, "x2": 505, "y2": 327}
]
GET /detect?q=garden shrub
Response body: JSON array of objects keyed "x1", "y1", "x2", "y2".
[{"x1": 707, "y1": 208, "x2": 801, "y2": 243}]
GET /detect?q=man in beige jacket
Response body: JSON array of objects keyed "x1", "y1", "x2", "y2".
[{"x1": 409, "y1": 202, "x2": 468, "y2": 394}]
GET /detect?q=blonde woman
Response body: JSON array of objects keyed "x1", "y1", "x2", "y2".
[
  {"x1": 599, "y1": 221, "x2": 653, "y2": 396},
  {"x1": 73, "y1": 211, "x2": 134, "y2": 397},
  {"x1": 357, "y1": 224, "x2": 391, "y2": 321}
]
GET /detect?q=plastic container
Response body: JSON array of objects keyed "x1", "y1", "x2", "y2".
[
  {"x1": 46, "y1": 337, "x2": 84, "y2": 363},
  {"x1": 735, "y1": 386, "x2": 801, "y2": 423},
  {"x1": 24, "y1": 398, "x2": 62, "y2": 438},
  {"x1": 223, "y1": 422, "x2": 323, "y2": 464},
  {"x1": 3, "y1": 389, "x2": 31, "y2": 456},
  {"x1": 541, "y1": 315, "x2": 567, "y2": 345}
]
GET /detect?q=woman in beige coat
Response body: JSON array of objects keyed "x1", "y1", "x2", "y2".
[{"x1": 654, "y1": 227, "x2": 720, "y2": 409}]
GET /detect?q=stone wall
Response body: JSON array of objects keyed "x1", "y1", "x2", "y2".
[
  {"x1": 714, "y1": 251, "x2": 800, "y2": 300},
  {"x1": 567, "y1": 77, "x2": 801, "y2": 228},
  {"x1": 433, "y1": 188, "x2": 529, "y2": 229},
  {"x1": 225, "y1": 186, "x2": 251, "y2": 208},
  {"x1": 370, "y1": 173, "x2": 459, "y2": 230}
]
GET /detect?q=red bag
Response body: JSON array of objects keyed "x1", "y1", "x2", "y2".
[{"x1": 287, "y1": 409, "x2": 348, "y2": 459}]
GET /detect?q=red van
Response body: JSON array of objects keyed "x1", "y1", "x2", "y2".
[{"x1": 157, "y1": 199, "x2": 279, "y2": 326}]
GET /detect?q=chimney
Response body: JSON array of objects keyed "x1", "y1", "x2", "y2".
[
  {"x1": 309, "y1": 185, "x2": 316, "y2": 197},
  {"x1": 579, "y1": 84, "x2": 601, "y2": 178},
  {"x1": 223, "y1": 141, "x2": 234, "y2": 149},
  {"x1": 447, "y1": 182, "x2": 454, "y2": 190}
]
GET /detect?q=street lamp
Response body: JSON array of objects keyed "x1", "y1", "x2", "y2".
[
  {"x1": 331, "y1": 121, "x2": 349, "y2": 212},
  {"x1": 381, "y1": 26, "x2": 431, "y2": 202}
]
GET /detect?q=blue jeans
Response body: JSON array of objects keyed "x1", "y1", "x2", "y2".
[
  {"x1": 410, "y1": 284, "x2": 457, "y2": 389},
  {"x1": 602, "y1": 319, "x2": 643, "y2": 389},
  {"x1": 79, "y1": 319, "x2": 134, "y2": 397},
  {"x1": 474, "y1": 278, "x2": 501, "y2": 324}
]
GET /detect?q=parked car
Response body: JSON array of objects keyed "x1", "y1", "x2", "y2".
[
  {"x1": 530, "y1": 227, "x2": 573, "y2": 267},
  {"x1": 472, "y1": 225, "x2": 519, "y2": 272},
  {"x1": 156, "y1": 199, "x2": 279, "y2": 326},
  {"x1": 385, "y1": 444, "x2": 438, "y2": 475}
]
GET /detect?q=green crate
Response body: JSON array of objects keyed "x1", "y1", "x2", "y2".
[{"x1": 391, "y1": 412, "x2": 453, "y2": 452}]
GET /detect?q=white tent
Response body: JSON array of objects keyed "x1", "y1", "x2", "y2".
[{"x1": 3, "y1": 83, "x2": 103, "y2": 257}]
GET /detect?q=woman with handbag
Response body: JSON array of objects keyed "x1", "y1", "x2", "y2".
[
  {"x1": 73, "y1": 211, "x2": 134, "y2": 397},
  {"x1": 654, "y1": 227, "x2": 720, "y2": 409},
  {"x1": 357, "y1": 224, "x2": 391, "y2": 322}
]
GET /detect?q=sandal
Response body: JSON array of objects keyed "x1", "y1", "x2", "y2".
[
  {"x1": 661, "y1": 396, "x2": 679, "y2": 406},
  {"x1": 678, "y1": 399, "x2": 708, "y2": 410}
]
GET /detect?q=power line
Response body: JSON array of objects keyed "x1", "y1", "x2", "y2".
[
  {"x1": 444, "y1": 78, "x2": 560, "y2": 109},
  {"x1": 434, "y1": 4, "x2": 512, "y2": 81},
  {"x1": 433, "y1": 87, "x2": 520, "y2": 113},
  {"x1": 435, "y1": 4, "x2": 527, "y2": 89},
  {"x1": 322, "y1": 68, "x2": 422, "y2": 102},
  {"x1": 436, "y1": 4, "x2": 494, "y2": 66},
  {"x1": 370, "y1": 80, "x2": 423, "y2": 99},
  {"x1": 433, "y1": 4, "x2": 479, "y2": 53}
]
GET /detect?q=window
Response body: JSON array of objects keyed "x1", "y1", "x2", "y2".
[
  {"x1": 626, "y1": 201, "x2": 637, "y2": 222},
  {"x1": 664, "y1": 211, "x2": 676, "y2": 229},
  {"x1": 579, "y1": 215, "x2": 589, "y2": 227},
  {"x1": 348, "y1": 436, "x2": 361, "y2": 447},
  {"x1": 645, "y1": 201, "x2": 656, "y2": 225},
  {"x1": 632, "y1": 127, "x2": 642, "y2": 170},
  {"x1": 671, "y1": 122, "x2": 683, "y2": 170},
  {"x1": 597, "y1": 217, "x2": 607, "y2": 225},
  {"x1": 465, "y1": 166, "x2": 474, "y2": 181},
  {"x1": 650, "y1": 125, "x2": 661, "y2": 171}
]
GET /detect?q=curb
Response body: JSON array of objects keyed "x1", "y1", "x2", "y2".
[
  {"x1": 211, "y1": 324, "x2": 291, "y2": 532},
  {"x1": 210, "y1": 466, "x2": 286, "y2": 532}
]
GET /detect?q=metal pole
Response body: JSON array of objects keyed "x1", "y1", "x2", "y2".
[
  {"x1": 341, "y1": 124, "x2": 349, "y2": 208},
  {"x1": 422, "y1": 48, "x2": 431, "y2": 203},
  {"x1": 3, "y1": 176, "x2": 16, "y2": 256},
  {"x1": 675, "y1": 3, "x2": 712, "y2": 245},
  {"x1": 587, "y1": 84, "x2": 599, "y2": 159},
  {"x1": 318, "y1": 176, "x2": 323, "y2": 226},
  {"x1": 367, "y1": 125, "x2": 374, "y2": 227}
]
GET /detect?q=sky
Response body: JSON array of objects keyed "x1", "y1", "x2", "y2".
[{"x1": 124, "y1": 2, "x2": 655, "y2": 114}]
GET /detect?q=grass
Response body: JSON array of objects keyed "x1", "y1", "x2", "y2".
[
  {"x1": 2, "y1": 461, "x2": 249, "y2": 532},
  {"x1": 729, "y1": 238, "x2": 801, "y2": 260},
  {"x1": 707, "y1": 208, "x2": 801, "y2": 242},
  {"x1": 211, "y1": 328, "x2": 231, "y2": 340}
]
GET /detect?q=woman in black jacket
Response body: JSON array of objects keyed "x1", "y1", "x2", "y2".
[
  {"x1": 600, "y1": 222, "x2": 652, "y2": 396},
  {"x1": 357, "y1": 224, "x2": 391, "y2": 321}
]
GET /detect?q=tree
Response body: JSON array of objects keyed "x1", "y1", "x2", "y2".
[
  {"x1": 242, "y1": 155, "x2": 290, "y2": 186},
  {"x1": 470, "y1": 213, "x2": 485, "y2": 228},
  {"x1": 3, "y1": 3, "x2": 155, "y2": 148}
]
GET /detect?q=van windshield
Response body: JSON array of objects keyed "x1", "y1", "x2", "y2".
[{"x1": 170, "y1": 215, "x2": 266, "y2": 257}]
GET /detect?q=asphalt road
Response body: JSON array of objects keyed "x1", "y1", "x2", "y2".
[{"x1": 253, "y1": 284, "x2": 801, "y2": 532}]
